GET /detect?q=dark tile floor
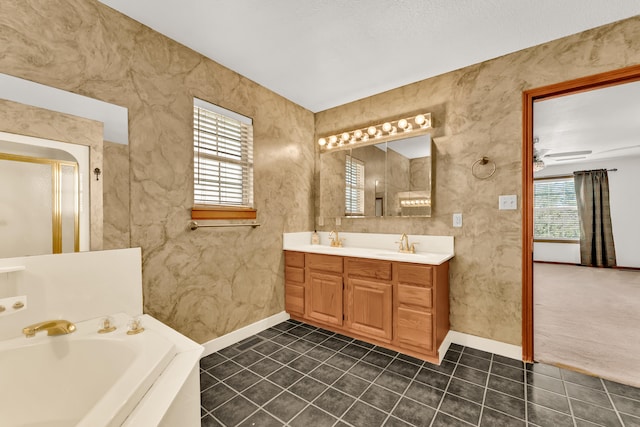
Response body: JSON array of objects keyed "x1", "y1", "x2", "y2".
[{"x1": 200, "y1": 319, "x2": 640, "y2": 426}]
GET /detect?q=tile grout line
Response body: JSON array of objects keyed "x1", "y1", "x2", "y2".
[
  {"x1": 427, "y1": 346, "x2": 464, "y2": 427},
  {"x1": 201, "y1": 324, "x2": 318, "y2": 425},
  {"x1": 337, "y1": 346, "x2": 410, "y2": 425},
  {"x1": 476, "y1": 353, "x2": 493, "y2": 426},
  {"x1": 602, "y1": 376, "x2": 626, "y2": 427},
  {"x1": 374, "y1": 351, "x2": 427, "y2": 427},
  {"x1": 557, "y1": 369, "x2": 579, "y2": 427},
  {"x1": 268, "y1": 328, "x2": 411, "y2": 426},
  {"x1": 227, "y1": 323, "x2": 349, "y2": 425},
  {"x1": 335, "y1": 347, "x2": 391, "y2": 426}
]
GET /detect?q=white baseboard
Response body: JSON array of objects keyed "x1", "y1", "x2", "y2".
[
  {"x1": 202, "y1": 313, "x2": 523, "y2": 363},
  {"x1": 201, "y1": 311, "x2": 290, "y2": 357},
  {"x1": 446, "y1": 330, "x2": 522, "y2": 361}
]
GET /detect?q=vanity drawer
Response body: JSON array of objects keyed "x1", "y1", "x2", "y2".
[
  {"x1": 398, "y1": 284, "x2": 432, "y2": 309},
  {"x1": 307, "y1": 253, "x2": 343, "y2": 274},
  {"x1": 397, "y1": 263, "x2": 432, "y2": 287},
  {"x1": 346, "y1": 258, "x2": 392, "y2": 281},
  {"x1": 285, "y1": 266, "x2": 305, "y2": 283},
  {"x1": 285, "y1": 251, "x2": 305, "y2": 268},
  {"x1": 396, "y1": 306, "x2": 433, "y2": 352}
]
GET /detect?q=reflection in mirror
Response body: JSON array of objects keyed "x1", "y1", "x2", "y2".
[
  {"x1": 319, "y1": 134, "x2": 432, "y2": 219},
  {"x1": 0, "y1": 134, "x2": 90, "y2": 257},
  {"x1": 384, "y1": 135, "x2": 432, "y2": 217}
]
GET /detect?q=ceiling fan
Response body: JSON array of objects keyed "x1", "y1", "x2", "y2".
[{"x1": 533, "y1": 138, "x2": 548, "y2": 171}]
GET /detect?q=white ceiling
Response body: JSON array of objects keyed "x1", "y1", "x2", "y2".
[
  {"x1": 98, "y1": 0, "x2": 640, "y2": 113},
  {"x1": 534, "y1": 80, "x2": 640, "y2": 166}
]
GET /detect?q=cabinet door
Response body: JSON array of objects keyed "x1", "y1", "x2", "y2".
[
  {"x1": 348, "y1": 278, "x2": 392, "y2": 342},
  {"x1": 396, "y1": 306, "x2": 434, "y2": 353},
  {"x1": 307, "y1": 272, "x2": 343, "y2": 326}
]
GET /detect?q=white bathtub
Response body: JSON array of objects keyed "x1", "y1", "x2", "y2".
[{"x1": 0, "y1": 313, "x2": 202, "y2": 427}]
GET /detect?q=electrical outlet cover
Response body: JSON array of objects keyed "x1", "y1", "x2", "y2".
[
  {"x1": 499, "y1": 195, "x2": 517, "y2": 210},
  {"x1": 453, "y1": 213, "x2": 462, "y2": 227}
]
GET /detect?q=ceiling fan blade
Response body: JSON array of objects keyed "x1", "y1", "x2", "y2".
[
  {"x1": 598, "y1": 144, "x2": 640, "y2": 153},
  {"x1": 544, "y1": 150, "x2": 592, "y2": 158}
]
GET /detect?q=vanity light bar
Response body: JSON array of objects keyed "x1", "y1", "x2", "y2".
[
  {"x1": 400, "y1": 199, "x2": 431, "y2": 207},
  {"x1": 318, "y1": 113, "x2": 432, "y2": 150}
]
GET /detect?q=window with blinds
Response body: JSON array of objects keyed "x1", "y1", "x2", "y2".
[
  {"x1": 533, "y1": 177, "x2": 580, "y2": 241},
  {"x1": 345, "y1": 155, "x2": 365, "y2": 216},
  {"x1": 193, "y1": 100, "x2": 254, "y2": 211}
]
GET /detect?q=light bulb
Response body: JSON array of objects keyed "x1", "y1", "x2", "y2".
[
  {"x1": 362, "y1": 134, "x2": 369, "y2": 142},
  {"x1": 367, "y1": 126, "x2": 377, "y2": 136},
  {"x1": 354, "y1": 129, "x2": 363, "y2": 139},
  {"x1": 329, "y1": 135, "x2": 337, "y2": 144},
  {"x1": 341, "y1": 132, "x2": 350, "y2": 141},
  {"x1": 398, "y1": 119, "x2": 408, "y2": 129},
  {"x1": 382, "y1": 122, "x2": 392, "y2": 132},
  {"x1": 414, "y1": 114, "x2": 426, "y2": 125},
  {"x1": 318, "y1": 138, "x2": 327, "y2": 146}
]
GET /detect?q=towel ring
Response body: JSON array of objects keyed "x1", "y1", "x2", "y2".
[{"x1": 471, "y1": 156, "x2": 496, "y2": 180}]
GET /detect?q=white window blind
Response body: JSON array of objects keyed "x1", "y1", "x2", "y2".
[
  {"x1": 345, "y1": 155, "x2": 365, "y2": 216},
  {"x1": 534, "y1": 177, "x2": 580, "y2": 240},
  {"x1": 193, "y1": 101, "x2": 253, "y2": 208}
]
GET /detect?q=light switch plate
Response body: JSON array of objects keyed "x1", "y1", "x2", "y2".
[
  {"x1": 335, "y1": 217, "x2": 341, "y2": 226},
  {"x1": 499, "y1": 195, "x2": 517, "y2": 210},
  {"x1": 453, "y1": 213, "x2": 462, "y2": 227}
]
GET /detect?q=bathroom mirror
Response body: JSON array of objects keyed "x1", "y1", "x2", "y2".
[
  {"x1": 0, "y1": 74, "x2": 129, "y2": 258},
  {"x1": 319, "y1": 134, "x2": 432, "y2": 219}
]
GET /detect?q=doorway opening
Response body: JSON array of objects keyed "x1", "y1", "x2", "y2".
[{"x1": 522, "y1": 64, "x2": 640, "y2": 362}]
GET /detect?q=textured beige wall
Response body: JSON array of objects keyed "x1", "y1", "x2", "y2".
[
  {"x1": 316, "y1": 16, "x2": 640, "y2": 345},
  {"x1": 103, "y1": 141, "x2": 130, "y2": 250},
  {"x1": 0, "y1": 0, "x2": 315, "y2": 343}
]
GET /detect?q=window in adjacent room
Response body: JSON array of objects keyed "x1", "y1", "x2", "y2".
[
  {"x1": 345, "y1": 155, "x2": 365, "y2": 216},
  {"x1": 533, "y1": 176, "x2": 580, "y2": 241},
  {"x1": 192, "y1": 98, "x2": 255, "y2": 220}
]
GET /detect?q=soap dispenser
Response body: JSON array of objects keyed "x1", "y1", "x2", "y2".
[{"x1": 311, "y1": 230, "x2": 320, "y2": 245}]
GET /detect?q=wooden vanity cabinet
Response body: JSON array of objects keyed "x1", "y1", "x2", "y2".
[{"x1": 284, "y1": 250, "x2": 449, "y2": 363}]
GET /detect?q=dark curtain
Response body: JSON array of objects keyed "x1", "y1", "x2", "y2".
[{"x1": 573, "y1": 169, "x2": 616, "y2": 267}]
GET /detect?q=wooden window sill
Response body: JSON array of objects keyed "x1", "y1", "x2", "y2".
[{"x1": 191, "y1": 206, "x2": 257, "y2": 220}]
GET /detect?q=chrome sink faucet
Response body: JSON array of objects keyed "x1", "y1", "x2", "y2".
[
  {"x1": 23, "y1": 319, "x2": 76, "y2": 338},
  {"x1": 397, "y1": 233, "x2": 418, "y2": 254}
]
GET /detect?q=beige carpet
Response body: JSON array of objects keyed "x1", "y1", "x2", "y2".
[{"x1": 534, "y1": 262, "x2": 640, "y2": 387}]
